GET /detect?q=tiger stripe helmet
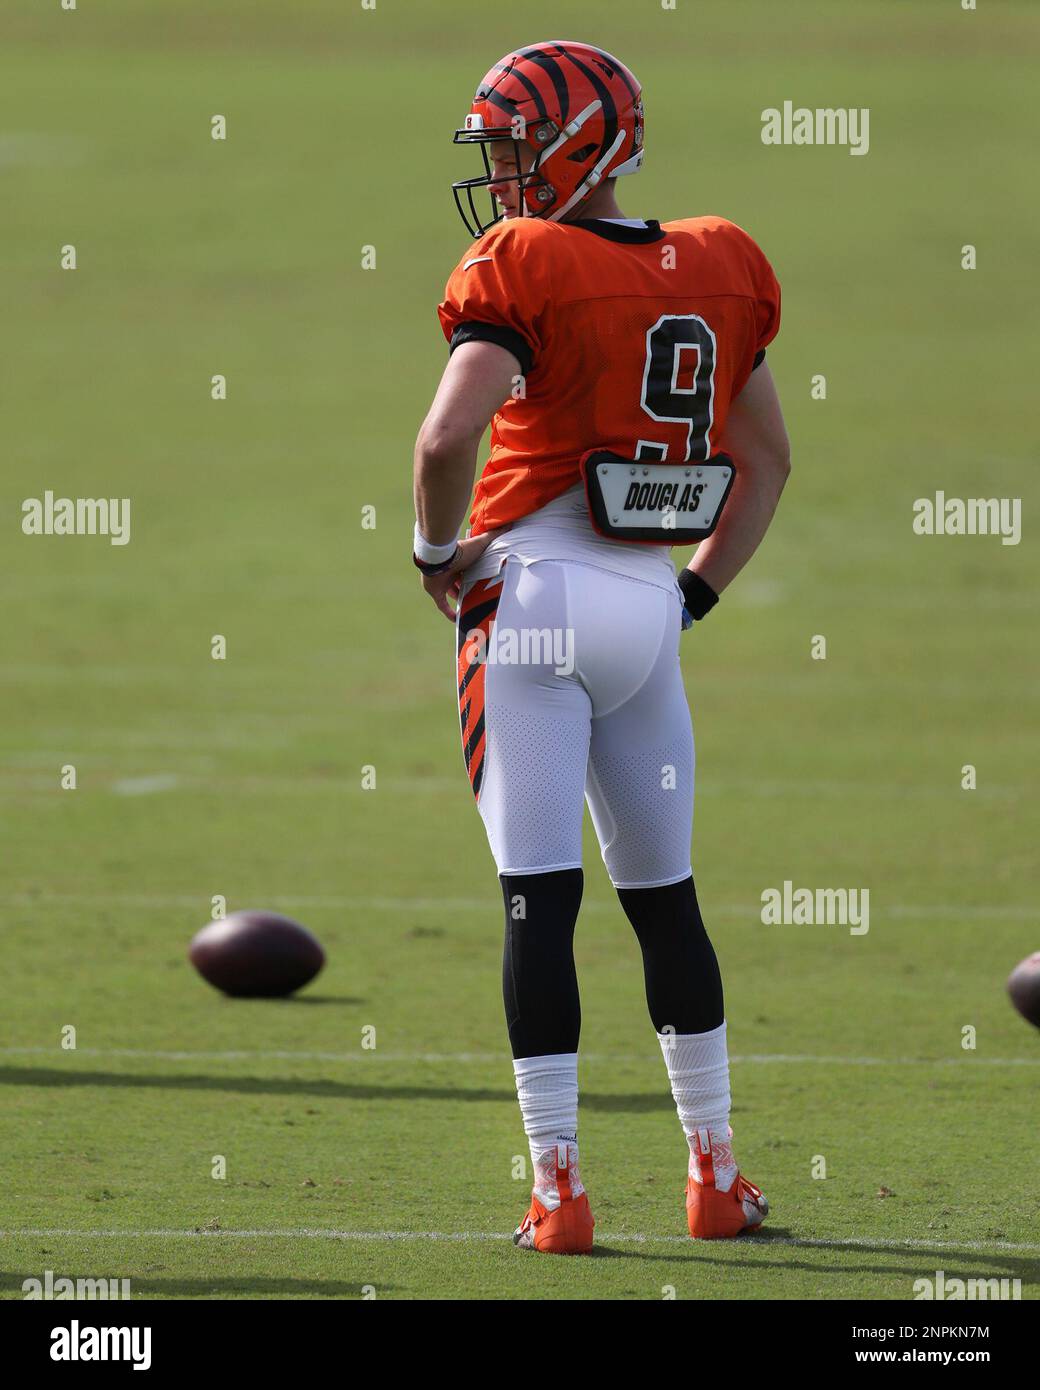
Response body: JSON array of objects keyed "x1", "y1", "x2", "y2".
[{"x1": 452, "y1": 39, "x2": 645, "y2": 238}]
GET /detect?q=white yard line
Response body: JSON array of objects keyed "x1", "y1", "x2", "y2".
[
  {"x1": 110, "y1": 775, "x2": 181, "y2": 796},
  {"x1": 1, "y1": 1228, "x2": 1037, "y2": 1255},
  {"x1": 1, "y1": 1045, "x2": 1036, "y2": 1067},
  {"x1": 4, "y1": 892, "x2": 1036, "y2": 921}
]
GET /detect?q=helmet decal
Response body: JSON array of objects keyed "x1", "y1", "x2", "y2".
[
  {"x1": 544, "y1": 47, "x2": 619, "y2": 168},
  {"x1": 514, "y1": 45, "x2": 573, "y2": 127}
]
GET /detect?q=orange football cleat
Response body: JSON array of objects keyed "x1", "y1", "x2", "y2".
[
  {"x1": 685, "y1": 1127, "x2": 768, "y2": 1239},
  {"x1": 513, "y1": 1145, "x2": 594, "y2": 1255}
]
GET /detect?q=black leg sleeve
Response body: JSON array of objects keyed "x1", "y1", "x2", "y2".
[
  {"x1": 501, "y1": 868, "x2": 583, "y2": 1059},
  {"x1": 616, "y1": 875, "x2": 724, "y2": 1034}
]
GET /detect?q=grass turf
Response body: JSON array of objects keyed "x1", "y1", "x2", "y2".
[{"x1": 1, "y1": 0, "x2": 1038, "y2": 1299}]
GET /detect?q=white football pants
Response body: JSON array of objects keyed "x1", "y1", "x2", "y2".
[{"x1": 455, "y1": 558, "x2": 694, "y2": 887}]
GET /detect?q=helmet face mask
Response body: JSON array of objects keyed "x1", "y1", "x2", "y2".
[
  {"x1": 451, "y1": 125, "x2": 556, "y2": 238},
  {"x1": 450, "y1": 41, "x2": 644, "y2": 239}
]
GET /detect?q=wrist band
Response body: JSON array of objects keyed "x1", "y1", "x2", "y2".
[
  {"x1": 413, "y1": 522, "x2": 459, "y2": 566},
  {"x1": 678, "y1": 568, "x2": 719, "y2": 621},
  {"x1": 413, "y1": 546, "x2": 461, "y2": 577}
]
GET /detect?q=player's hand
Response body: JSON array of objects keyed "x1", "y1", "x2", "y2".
[{"x1": 421, "y1": 529, "x2": 505, "y2": 621}]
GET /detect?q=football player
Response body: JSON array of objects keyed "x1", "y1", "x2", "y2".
[{"x1": 413, "y1": 40, "x2": 790, "y2": 1253}]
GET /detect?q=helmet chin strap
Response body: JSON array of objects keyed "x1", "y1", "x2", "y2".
[
  {"x1": 520, "y1": 100, "x2": 604, "y2": 221},
  {"x1": 512, "y1": 98, "x2": 634, "y2": 225},
  {"x1": 536, "y1": 100, "x2": 602, "y2": 162},
  {"x1": 547, "y1": 128, "x2": 628, "y2": 223}
]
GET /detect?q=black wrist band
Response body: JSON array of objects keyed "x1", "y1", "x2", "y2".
[
  {"x1": 678, "y1": 569, "x2": 719, "y2": 621},
  {"x1": 413, "y1": 546, "x2": 461, "y2": 577}
]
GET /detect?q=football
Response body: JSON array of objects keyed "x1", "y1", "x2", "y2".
[
  {"x1": 188, "y1": 911, "x2": 325, "y2": 998},
  {"x1": 1006, "y1": 952, "x2": 1040, "y2": 1029}
]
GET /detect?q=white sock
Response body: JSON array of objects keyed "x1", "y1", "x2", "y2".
[
  {"x1": 513, "y1": 1053, "x2": 582, "y2": 1209},
  {"x1": 657, "y1": 1022, "x2": 738, "y2": 1192}
]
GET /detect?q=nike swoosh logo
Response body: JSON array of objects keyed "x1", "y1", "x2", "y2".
[{"x1": 463, "y1": 256, "x2": 493, "y2": 271}]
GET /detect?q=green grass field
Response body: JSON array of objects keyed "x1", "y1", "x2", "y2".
[{"x1": 2, "y1": 0, "x2": 1038, "y2": 1300}]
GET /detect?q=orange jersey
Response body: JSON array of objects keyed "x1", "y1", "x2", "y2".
[{"x1": 438, "y1": 216, "x2": 781, "y2": 539}]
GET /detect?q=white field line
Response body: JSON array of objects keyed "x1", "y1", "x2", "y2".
[
  {"x1": 1, "y1": 1045, "x2": 1036, "y2": 1068},
  {"x1": 110, "y1": 775, "x2": 181, "y2": 796},
  {"x1": 1, "y1": 1228, "x2": 1038, "y2": 1256},
  {"x1": 0, "y1": 133, "x2": 90, "y2": 168},
  {"x1": 0, "y1": 781, "x2": 1029, "y2": 805},
  {"x1": 4, "y1": 892, "x2": 1036, "y2": 921}
]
